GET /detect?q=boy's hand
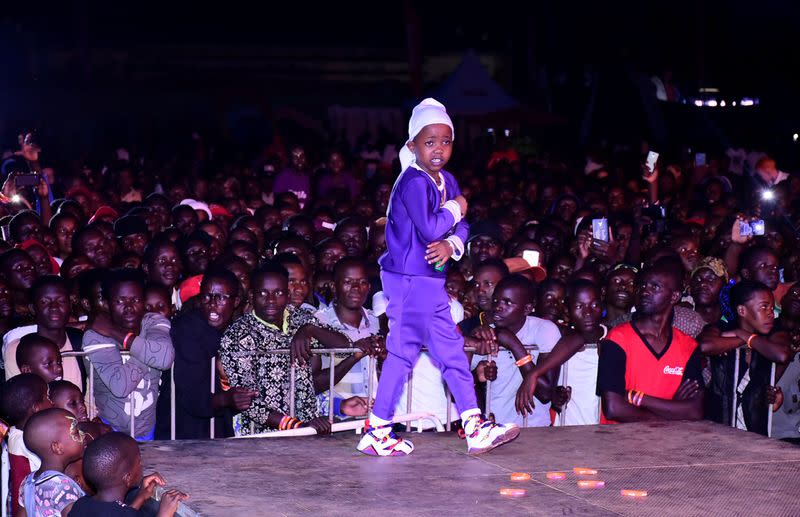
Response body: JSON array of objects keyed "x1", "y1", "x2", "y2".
[
  {"x1": 731, "y1": 216, "x2": 753, "y2": 245},
  {"x1": 469, "y1": 326, "x2": 497, "y2": 353},
  {"x1": 290, "y1": 325, "x2": 314, "y2": 365},
  {"x1": 673, "y1": 379, "x2": 701, "y2": 401},
  {"x1": 494, "y1": 328, "x2": 519, "y2": 351},
  {"x1": 464, "y1": 335, "x2": 497, "y2": 356},
  {"x1": 515, "y1": 371, "x2": 539, "y2": 415},
  {"x1": 131, "y1": 473, "x2": 167, "y2": 509},
  {"x1": 425, "y1": 240, "x2": 454, "y2": 268},
  {"x1": 767, "y1": 385, "x2": 784, "y2": 411},
  {"x1": 157, "y1": 489, "x2": 189, "y2": 517},
  {"x1": 340, "y1": 396, "x2": 369, "y2": 417},
  {"x1": 477, "y1": 360, "x2": 498, "y2": 382},
  {"x1": 226, "y1": 387, "x2": 259, "y2": 411},
  {"x1": 551, "y1": 386, "x2": 572, "y2": 410},
  {"x1": 36, "y1": 177, "x2": 49, "y2": 199},
  {"x1": 454, "y1": 195, "x2": 468, "y2": 216},
  {"x1": 302, "y1": 416, "x2": 332, "y2": 435},
  {"x1": 353, "y1": 335, "x2": 382, "y2": 359}
]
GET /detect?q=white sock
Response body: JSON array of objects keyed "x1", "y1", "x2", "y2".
[
  {"x1": 460, "y1": 408, "x2": 481, "y2": 422},
  {"x1": 368, "y1": 413, "x2": 392, "y2": 428}
]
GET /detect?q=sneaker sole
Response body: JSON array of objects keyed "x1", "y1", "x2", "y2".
[{"x1": 468, "y1": 426, "x2": 521, "y2": 455}]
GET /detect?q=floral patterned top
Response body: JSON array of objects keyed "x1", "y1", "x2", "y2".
[
  {"x1": 20, "y1": 470, "x2": 85, "y2": 516},
  {"x1": 219, "y1": 306, "x2": 348, "y2": 434}
]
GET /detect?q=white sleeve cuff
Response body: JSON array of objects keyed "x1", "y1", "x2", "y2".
[
  {"x1": 442, "y1": 200, "x2": 462, "y2": 225},
  {"x1": 446, "y1": 235, "x2": 465, "y2": 261}
]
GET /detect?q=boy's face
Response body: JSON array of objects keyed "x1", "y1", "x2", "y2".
[
  {"x1": 80, "y1": 230, "x2": 113, "y2": 268},
  {"x1": 491, "y1": 285, "x2": 532, "y2": 329},
  {"x1": 34, "y1": 284, "x2": 70, "y2": 331},
  {"x1": 569, "y1": 287, "x2": 602, "y2": 334},
  {"x1": 742, "y1": 250, "x2": 780, "y2": 291},
  {"x1": 146, "y1": 245, "x2": 181, "y2": 288},
  {"x1": 145, "y1": 290, "x2": 173, "y2": 320},
  {"x1": 318, "y1": 241, "x2": 346, "y2": 273},
  {"x1": 606, "y1": 269, "x2": 636, "y2": 310},
  {"x1": 673, "y1": 238, "x2": 700, "y2": 271},
  {"x1": 408, "y1": 124, "x2": 452, "y2": 176},
  {"x1": 51, "y1": 386, "x2": 88, "y2": 421},
  {"x1": 445, "y1": 271, "x2": 465, "y2": 300},
  {"x1": 253, "y1": 273, "x2": 288, "y2": 324},
  {"x1": 4, "y1": 254, "x2": 37, "y2": 290},
  {"x1": 121, "y1": 233, "x2": 148, "y2": 257},
  {"x1": 474, "y1": 266, "x2": 504, "y2": 312},
  {"x1": 200, "y1": 279, "x2": 239, "y2": 329},
  {"x1": 109, "y1": 281, "x2": 146, "y2": 331},
  {"x1": 0, "y1": 279, "x2": 12, "y2": 319},
  {"x1": 538, "y1": 284, "x2": 566, "y2": 320},
  {"x1": 26, "y1": 244, "x2": 52, "y2": 277},
  {"x1": 689, "y1": 268, "x2": 723, "y2": 306},
  {"x1": 336, "y1": 224, "x2": 367, "y2": 258},
  {"x1": 54, "y1": 217, "x2": 78, "y2": 255},
  {"x1": 183, "y1": 241, "x2": 210, "y2": 275},
  {"x1": 739, "y1": 290, "x2": 776, "y2": 335},
  {"x1": 21, "y1": 343, "x2": 63, "y2": 382},
  {"x1": 468, "y1": 236, "x2": 501, "y2": 265},
  {"x1": 232, "y1": 246, "x2": 259, "y2": 271},
  {"x1": 284, "y1": 264, "x2": 310, "y2": 308},
  {"x1": 173, "y1": 209, "x2": 198, "y2": 236},
  {"x1": 334, "y1": 264, "x2": 370, "y2": 311},
  {"x1": 64, "y1": 255, "x2": 92, "y2": 280}
]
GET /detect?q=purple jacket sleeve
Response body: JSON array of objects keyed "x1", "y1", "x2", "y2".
[{"x1": 399, "y1": 174, "x2": 456, "y2": 242}]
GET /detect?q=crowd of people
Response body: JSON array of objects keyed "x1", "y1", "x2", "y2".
[{"x1": 0, "y1": 120, "x2": 797, "y2": 512}]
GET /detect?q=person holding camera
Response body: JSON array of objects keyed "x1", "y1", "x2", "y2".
[{"x1": 0, "y1": 133, "x2": 53, "y2": 218}]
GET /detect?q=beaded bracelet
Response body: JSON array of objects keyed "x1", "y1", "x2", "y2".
[
  {"x1": 515, "y1": 354, "x2": 533, "y2": 367},
  {"x1": 122, "y1": 332, "x2": 135, "y2": 350}
]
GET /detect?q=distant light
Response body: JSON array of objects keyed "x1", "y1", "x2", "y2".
[
  {"x1": 741, "y1": 98, "x2": 755, "y2": 107},
  {"x1": 719, "y1": 100, "x2": 726, "y2": 107},
  {"x1": 487, "y1": 128, "x2": 494, "y2": 133},
  {"x1": 794, "y1": 133, "x2": 798, "y2": 142},
  {"x1": 762, "y1": 190, "x2": 775, "y2": 201},
  {"x1": 694, "y1": 100, "x2": 703, "y2": 107},
  {"x1": 699, "y1": 88, "x2": 720, "y2": 93},
  {"x1": 732, "y1": 101, "x2": 737, "y2": 106},
  {"x1": 504, "y1": 129, "x2": 510, "y2": 137},
  {"x1": 705, "y1": 100, "x2": 718, "y2": 107},
  {"x1": 11, "y1": 195, "x2": 20, "y2": 203}
]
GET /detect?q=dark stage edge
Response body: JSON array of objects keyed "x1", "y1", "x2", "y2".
[{"x1": 141, "y1": 421, "x2": 800, "y2": 516}]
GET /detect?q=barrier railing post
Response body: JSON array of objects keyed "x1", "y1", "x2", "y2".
[
  {"x1": 768, "y1": 361, "x2": 776, "y2": 438},
  {"x1": 559, "y1": 362, "x2": 569, "y2": 427},
  {"x1": 406, "y1": 372, "x2": 413, "y2": 432},
  {"x1": 732, "y1": 348, "x2": 741, "y2": 428},
  {"x1": 367, "y1": 355, "x2": 375, "y2": 413},
  {"x1": 328, "y1": 352, "x2": 335, "y2": 424},
  {"x1": 210, "y1": 357, "x2": 216, "y2": 439},
  {"x1": 289, "y1": 360, "x2": 296, "y2": 418},
  {"x1": 445, "y1": 386, "x2": 452, "y2": 432},
  {"x1": 129, "y1": 392, "x2": 135, "y2": 438},
  {"x1": 170, "y1": 365, "x2": 176, "y2": 440},
  {"x1": 2, "y1": 442, "x2": 9, "y2": 517},
  {"x1": 88, "y1": 362, "x2": 96, "y2": 421}
]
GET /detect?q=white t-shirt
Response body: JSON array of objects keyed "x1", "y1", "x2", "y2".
[
  {"x1": 557, "y1": 346, "x2": 600, "y2": 426},
  {"x1": 472, "y1": 316, "x2": 561, "y2": 427},
  {"x1": 314, "y1": 305, "x2": 379, "y2": 401},
  {"x1": 394, "y1": 299, "x2": 464, "y2": 429},
  {"x1": 3, "y1": 325, "x2": 83, "y2": 391}
]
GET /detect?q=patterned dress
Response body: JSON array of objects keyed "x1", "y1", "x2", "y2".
[{"x1": 219, "y1": 306, "x2": 349, "y2": 435}]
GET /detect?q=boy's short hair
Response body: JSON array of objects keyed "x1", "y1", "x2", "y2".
[
  {"x1": 739, "y1": 245, "x2": 775, "y2": 273},
  {"x1": 9, "y1": 210, "x2": 41, "y2": 243},
  {"x1": 200, "y1": 268, "x2": 239, "y2": 293},
  {"x1": 143, "y1": 234, "x2": 178, "y2": 266},
  {"x1": 565, "y1": 278, "x2": 601, "y2": 303},
  {"x1": 31, "y1": 274, "x2": 68, "y2": 303},
  {"x1": 495, "y1": 274, "x2": 536, "y2": 305},
  {"x1": 16, "y1": 333, "x2": 59, "y2": 368},
  {"x1": 473, "y1": 258, "x2": 510, "y2": 278},
  {"x1": 252, "y1": 261, "x2": 289, "y2": 285},
  {"x1": 101, "y1": 268, "x2": 145, "y2": 301},
  {"x1": 0, "y1": 249, "x2": 32, "y2": 275},
  {"x1": 144, "y1": 283, "x2": 171, "y2": 299},
  {"x1": 332, "y1": 257, "x2": 366, "y2": 280},
  {"x1": 82, "y1": 431, "x2": 140, "y2": 490},
  {"x1": 0, "y1": 374, "x2": 47, "y2": 426},
  {"x1": 48, "y1": 379, "x2": 81, "y2": 399}
]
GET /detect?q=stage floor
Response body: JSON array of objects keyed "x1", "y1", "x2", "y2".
[{"x1": 141, "y1": 420, "x2": 800, "y2": 516}]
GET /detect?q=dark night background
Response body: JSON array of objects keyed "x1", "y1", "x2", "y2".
[{"x1": 1, "y1": 1, "x2": 799, "y2": 165}]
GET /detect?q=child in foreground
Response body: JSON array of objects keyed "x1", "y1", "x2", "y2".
[{"x1": 69, "y1": 431, "x2": 188, "y2": 516}]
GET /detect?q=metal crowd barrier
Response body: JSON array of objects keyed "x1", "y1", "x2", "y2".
[
  {"x1": 60, "y1": 342, "x2": 544, "y2": 442},
  {"x1": 731, "y1": 347, "x2": 778, "y2": 437}
]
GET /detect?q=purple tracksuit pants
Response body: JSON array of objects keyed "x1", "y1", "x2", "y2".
[{"x1": 372, "y1": 270, "x2": 478, "y2": 420}]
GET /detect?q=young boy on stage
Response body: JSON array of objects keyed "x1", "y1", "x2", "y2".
[{"x1": 357, "y1": 98, "x2": 520, "y2": 456}]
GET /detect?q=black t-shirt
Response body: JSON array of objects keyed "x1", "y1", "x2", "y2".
[{"x1": 69, "y1": 497, "x2": 145, "y2": 516}]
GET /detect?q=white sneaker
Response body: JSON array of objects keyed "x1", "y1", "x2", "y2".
[
  {"x1": 357, "y1": 422, "x2": 415, "y2": 457},
  {"x1": 464, "y1": 416, "x2": 520, "y2": 455}
]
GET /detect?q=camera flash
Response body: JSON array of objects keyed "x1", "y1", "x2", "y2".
[
  {"x1": 11, "y1": 195, "x2": 20, "y2": 203},
  {"x1": 762, "y1": 190, "x2": 775, "y2": 201}
]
